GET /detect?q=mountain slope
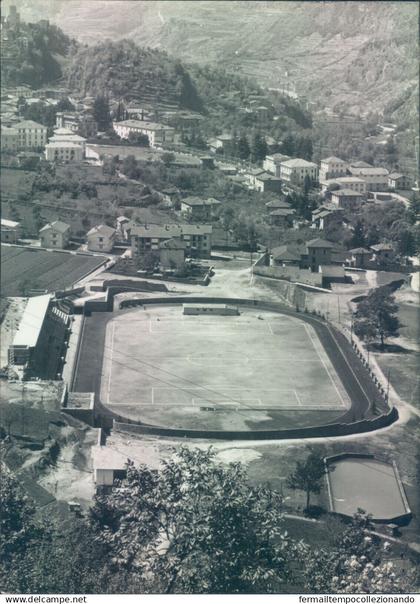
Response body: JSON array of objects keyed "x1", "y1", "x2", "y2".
[{"x1": 12, "y1": 0, "x2": 418, "y2": 124}]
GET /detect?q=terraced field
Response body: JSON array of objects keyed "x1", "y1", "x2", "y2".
[{"x1": 1, "y1": 245, "x2": 106, "y2": 296}]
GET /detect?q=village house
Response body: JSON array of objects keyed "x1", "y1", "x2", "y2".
[
  {"x1": 55, "y1": 111, "x2": 97, "y2": 137},
  {"x1": 330, "y1": 188, "x2": 365, "y2": 209},
  {"x1": 87, "y1": 224, "x2": 116, "y2": 252},
  {"x1": 347, "y1": 247, "x2": 372, "y2": 269},
  {"x1": 312, "y1": 205, "x2": 344, "y2": 230},
  {"x1": 131, "y1": 224, "x2": 212, "y2": 258},
  {"x1": 44, "y1": 141, "x2": 84, "y2": 162},
  {"x1": 280, "y1": 158, "x2": 319, "y2": 185},
  {"x1": 1, "y1": 125, "x2": 19, "y2": 151},
  {"x1": 159, "y1": 237, "x2": 186, "y2": 270},
  {"x1": 265, "y1": 199, "x2": 292, "y2": 211},
  {"x1": 263, "y1": 153, "x2": 291, "y2": 177},
  {"x1": 319, "y1": 156, "x2": 348, "y2": 183},
  {"x1": 271, "y1": 243, "x2": 308, "y2": 268},
  {"x1": 245, "y1": 167, "x2": 266, "y2": 189},
  {"x1": 113, "y1": 119, "x2": 175, "y2": 147},
  {"x1": 48, "y1": 127, "x2": 87, "y2": 153},
  {"x1": 322, "y1": 176, "x2": 367, "y2": 194},
  {"x1": 388, "y1": 173, "x2": 411, "y2": 190},
  {"x1": 15, "y1": 120, "x2": 48, "y2": 150},
  {"x1": 1, "y1": 218, "x2": 21, "y2": 243},
  {"x1": 306, "y1": 238, "x2": 336, "y2": 272},
  {"x1": 181, "y1": 197, "x2": 222, "y2": 220},
  {"x1": 39, "y1": 220, "x2": 70, "y2": 249},
  {"x1": 254, "y1": 173, "x2": 283, "y2": 193},
  {"x1": 208, "y1": 133, "x2": 234, "y2": 154},
  {"x1": 269, "y1": 208, "x2": 295, "y2": 226},
  {"x1": 370, "y1": 242, "x2": 395, "y2": 265},
  {"x1": 348, "y1": 165, "x2": 389, "y2": 191}
]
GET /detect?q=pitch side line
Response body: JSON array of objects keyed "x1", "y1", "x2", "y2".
[
  {"x1": 107, "y1": 321, "x2": 116, "y2": 406},
  {"x1": 325, "y1": 323, "x2": 373, "y2": 411},
  {"x1": 303, "y1": 323, "x2": 347, "y2": 408}
]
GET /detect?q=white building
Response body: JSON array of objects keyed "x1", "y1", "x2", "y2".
[
  {"x1": 113, "y1": 119, "x2": 175, "y2": 147},
  {"x1": 263, "y1": 153, "x2": 291, "y2": 177},
  {"x1": 1, "y1": 218, "x2": 21, "y2": 243},
  {"x1": 348, "y1": 165, "x2": 389, "y2": 191},
  {"x1": 280, "y1": 158, "x2": 319, "y2": 185},
  {"x1": 1, "y1": 126, "x2": 19, "y2": 151},
  {"x1": 322, "y1": 176, "x2": 367, "y2": 194},
  {"x1": 39, "y1": 221, "x2": 70, "y2": 248},
  {"x1": 44, "y1": 141, "x2": 83, "y2": 162},
  {"x1": 319, "y1": 156, "x2": 348, "y2": 183},
  {"x1": 87, "y1": 224, "x2": 116, "y2": 252},
  {"x1": 15, "y1": 120, "x2": 48, "y2": 149},
  {"x1": 48, "y1": 127, "x2": 86, "y2": 153}
]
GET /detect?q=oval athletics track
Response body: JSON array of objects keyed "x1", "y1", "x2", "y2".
[{"x1": 70, "y1": 296, "x2": 397, "y2": 439}]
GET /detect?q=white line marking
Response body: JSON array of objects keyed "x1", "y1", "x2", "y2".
[
  {"x1": 107, "y1": 321, "x2": 116, "y2": 406},
  {"x1": 267, "y1": 321, "x2": 275, "y2": 335},
  {"x1": 294, "y1": 390, "x2": 303, "y2": 407},
  {"x1": 325, "y1": 323, "x2": 373, "y2": 410},
  {"x1": 151, "y1": 387, "x2": 154, "y2": 405},
  {"x1": 303, "y1": 323, "x2": 346, "y2": 408}
]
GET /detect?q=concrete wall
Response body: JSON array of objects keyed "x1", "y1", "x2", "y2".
[{"x1": 113, "y1": 407, "x2": 398, "y2": 441}]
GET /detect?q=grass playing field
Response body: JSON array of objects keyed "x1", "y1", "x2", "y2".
[
  {"x1": 1, "y1": 245, "x2": 106, "y2": 296},
  {"x1": 100, "y1": 306, "x2": 351, "y2": 428}
]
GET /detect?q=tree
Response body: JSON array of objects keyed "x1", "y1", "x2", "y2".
[
  {"x1": 128, "y1": 131, "x2": 149, "y2": 146},
  {"x1": 354, "y1": 286, "x2": 400, "y2": 348},
  {"x1": 287, "y1": 450, "x2": 325, "y2": 510},
  {"x1": 304, "y1": 513, "x2": 413, "y2": 593},
  {"x1": 161, "y1": 152, "x2": 175, "y2": 167},
  {"x1": 0, "y1": 471, "x2": 44, "y2": 588},
  {"x1": 93, "y1": 95, "x2": 111, "y2": 131},
  {"x1": 350, "y1": 220, "x2": 366, "y2": 248},
  {"x1": 282, "y1": 134, "x2": 295, "y2": 156},
  {"x1": 137, "y1": 251, "x2": 160, "y2": 271},
  {"x1": 236, "y1": 134, "x2": 250, "y2": 160},
  {"x1": 90, "y1": 447, "x2": 298, "y2": 593},
  {"x1": 250, "y1": 132, "x2": 267, "y2": 163}
]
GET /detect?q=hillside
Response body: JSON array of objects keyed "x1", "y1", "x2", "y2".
[
  {"x1": 14, "y1": 0, "x2": 418, "y2": 125},
  {"x1": 64, "y1": 40, "x2": 204, "y2": 112},
  {"x1": 1, "y1": 17, "x2": 72, "y2": 88}
]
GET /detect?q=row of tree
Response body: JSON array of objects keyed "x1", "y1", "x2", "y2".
[{"x1": 1, "y1": 448, "x2": 415, "y2": 594}]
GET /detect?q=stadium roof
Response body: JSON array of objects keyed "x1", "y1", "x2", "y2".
[{"x1": 12, "y1": 294, "x2": 51, "y2": 348}]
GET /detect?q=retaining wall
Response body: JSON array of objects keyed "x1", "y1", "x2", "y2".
[{"x1": 113, "y1": 407, "x2": 398, "y2": 441}]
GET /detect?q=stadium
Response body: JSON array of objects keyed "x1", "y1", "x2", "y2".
[{"x1": 69, "y1": 295, "x2": 397, "y2": 439}]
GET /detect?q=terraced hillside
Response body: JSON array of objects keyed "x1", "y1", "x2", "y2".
[{"x1": 13, "y1": 1, "x2": 419, "y2": 125}]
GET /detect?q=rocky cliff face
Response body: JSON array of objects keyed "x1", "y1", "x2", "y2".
[{"x1": 10, "y1": 1, "x2": 418, "y2": 124}]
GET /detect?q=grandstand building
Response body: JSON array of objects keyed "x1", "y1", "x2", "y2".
[{"x1": 8, "y1": 294, "x2": 69, "y2": 380}]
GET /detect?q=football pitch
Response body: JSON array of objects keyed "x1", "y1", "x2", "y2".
[{"x1": 100, "y1": 306, "x2": 351, "y2": 416}]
